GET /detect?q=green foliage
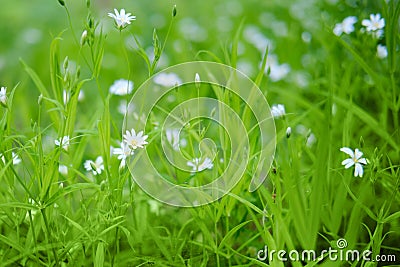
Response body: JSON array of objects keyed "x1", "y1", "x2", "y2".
[{"x1": 0, "y1": 0, "x2": 399, "y2": 266}]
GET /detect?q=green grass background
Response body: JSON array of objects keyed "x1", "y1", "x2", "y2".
[{"x1": 0, "y1": 0, "x2": 399, "y2": 266}]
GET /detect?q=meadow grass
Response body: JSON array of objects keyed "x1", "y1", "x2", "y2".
[{"x1": 0, "y1": 0, "x2": 399, "y2": 266}]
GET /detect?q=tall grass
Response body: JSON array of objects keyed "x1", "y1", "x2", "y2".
[{"x1": 0, "y1": 0, "x2": 399, "y2": 266}]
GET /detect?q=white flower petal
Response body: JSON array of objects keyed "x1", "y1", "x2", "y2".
[
  {"x1": 354, "y1": 148, "x2": 363, "y2": 160},
  {"x1": 354, "y1": 163, "x2": 364, "y2": 177},
  {"x1": 358, "y1": 158, "x2": 367, "y2": 165},
  {"x1": 342, "y1": 158, "x2": 354, "y2": 168},
  {"x1": 344, "y1": 159, "x2": 355, "y2": 169},
  {"x1": 340, "y1": 147, "x2": 354, "y2": 157}
]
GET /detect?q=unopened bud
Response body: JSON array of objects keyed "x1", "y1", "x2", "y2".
[
  {"x1": 63, "y1": 56, "x2": 69, "y2": 70},
  {"x1": 153, "y1": 29, "x2": 160, "y2": 60},
  {"x1": 172, "y1": 5, "x2": 177, "y2": 17},
  {"x1": 38, "y1": 94, "x2": 43, "y2": 105},
  {"x1": 88, "y1": 17, "x2": 94, "y2": 29},
  {"x1": 286, "y1": 127, "x2": 291, "y2": 138},
  {"x1": 75, "y1": 66, "x2": 81, "y2": 79},
  {"x1": 86, "y1": 0, "x2": 90, "y2": 8},
  {"x1": 58, "y1": 0, "x2": 65, "y2": 6},
  {"x1": 80, "y1": 30, "x2": 88, "y2": 46},
  {"x1": 195, "y1": 73, "x2": 200, "y2": 89}
]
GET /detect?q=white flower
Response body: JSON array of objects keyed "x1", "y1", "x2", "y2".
[
  {"x1": 0, "y1": 86, "x2": 7, "y2": 106},
  {"x1": 306, "y1": 133, "x2": 316, "y2": 147},
  {"x1": 165, "y1": 128, "x2": 187, "y2": 151},
  {"x1": 109, "y1": 79, "x2": 134, "y2": 95},
  {"x1": 154, "y1": 73, "x2": 182, "y2": 87},
  {"x1": 269, "y1": 63, "x2": 290, "y2": 82},
  {"x1": 25, "y1": 198, "x2": 39, "y2": 220},
  {"x1": 108, "y1": 8, "x2": 136, "y2": 30},
  {"x1": 187, "y1": 157, "x2": 213, "y2": 172},
  {"x1": 377, "y1": 44, "x2": 388, "y2": 59},
  {"x1": 271, "y1": 104, "x2": 286, "y2": 118},
  {"x1": 123, "y1": 129, "x2": 148, "y2": 150},
  {"x1": 148, "y1": 199, "x2": 162, "y2": 216},
  {"x1": 340, "y1": 147, "x2": 368, "y2": 177},
  {"x1": 113, "y1": 142, "x2": 134, "y2": 168},
  {"x1": 59, "y1": 165, "x2": 68, "y2": 176},
  {"x1": 265, "y1": 55, "x2": 290, "y2": 82},
  {"x1": 333, "y1": 16, "x2": 357, "y2": 36},
  {"x1": 117, "y1": 99, "x2": 135, "y2": 115},
  {"x1": 63, "y1": 90, "x2": 85, "y2": 104},
  {"x1": 1, "y1": 152, "x2": 21, "y2": 165},
  {"x1": 55, "y1": 135, "x2": 70, "y2": 151},
  {"x1": 362, "y1": 14, "x2": 385, "y2": 32},
  {"x1": 84, "y1": 156, "x2": 105, "y2": 175}
]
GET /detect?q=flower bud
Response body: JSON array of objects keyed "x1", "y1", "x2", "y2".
[
  {"x1": 195, "y1": 73, "x2": 200, "y2": 89},
  {"x1": 80, "y1": 30, "x2": 88, "y2": 46},
  {"x1": 75, "y1": 66, "x2": 81, "y2": 79},
  {"x1": 58, "y1": 0, "x2": 65, "y2": 6},
  {"x1": 172, "y1": 5, "x2": 177, "y2": 17},
  {"x1": 63, "y1": 56, "x2": 69, "y2": 71},
  {"x1": 286, "y1": 127, "x2": 292, "y2": 138},
  {"x1": 38, "y1": 94, "x2": 43, "y2": 106}
]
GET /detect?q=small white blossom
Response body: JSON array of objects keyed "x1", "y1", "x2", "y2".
[
  {"x1": 123, "y1": 129, "x2": 148, "y2": 150},
  {"x1": 376, "y1": 44, "x2": 388, "y2": 59},
  {"x1": 59, "y1": 165, "x2": 68, "y2": 176},
  {"x1": 113, "y1": 142, "x2": 134, "y2": 168},
  {"x1": 165, "y1": 128, "x2": 187, "y2": 151},
  {"x1": 25, "y1": 198, "x2": 39, "y2": 220},
  {"x1": 117, "y1": 100, "x2": 135, "y2": 115},
  {"x1": 306, "y1": 133, "x2": 316, "y2": 147},
  {"x1": 55, "y1": 135, "x2": 70, "y2": 151},
  {"x1": 154, "y1": 73, "x2": 182, "y2": 87},
  {"x1": 340, "y1": 147, "x2": 368, "y2": 177},
  {"x1": 333, "y1": 16, "x2": 357, "y2": 36},
  {"x1": 187, "y1": 157, "x2": 213, "y2": 172},
  {"x1": 63, "y1": 90, "x2": 85, "y2": 104},
  {"x1": 362, "y1": 14, "x2": 385, "y2": 32},
  {"x1": 108, "y1": 8, "x2": 136, "y2": 30},
  {"x1": 271, "y1": 104, "x2": 286, "y2": 118},
  {"x1": 0, "y1": 86, "x2": 7, "y2": 106},
  {"x1": 148, "y1": 199, "x2": 162, "y2": 216},
  {"x1": 265, "y1": 55, "x2": 290, "y2": 82},
  {"x1": 109, "y1": 79, "x2": 134, "y2": 96},
  {"x1": 84, "y1": 156, "x2": 105, "y2": 175},
  {"x1": 1, "y1": 152, "x2": 21, "y2": 165}
]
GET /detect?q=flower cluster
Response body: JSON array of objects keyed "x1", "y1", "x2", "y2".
[
  {"x1": 333, "y1": 13, "x2": 386, "y2": 58},
  {"x1": 271, "y1": 104, "x2": 286, "y2": 118},
  {"x1": 114, "y1": 129, "x2": 149, "y2": 169},
  {"x1": 187, "y1": 157, "x2": 213, "y2": 172}
]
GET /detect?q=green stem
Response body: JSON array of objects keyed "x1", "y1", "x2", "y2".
[{"x1": 41, "y1": 208, "x2": 60, "y2": 265}]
